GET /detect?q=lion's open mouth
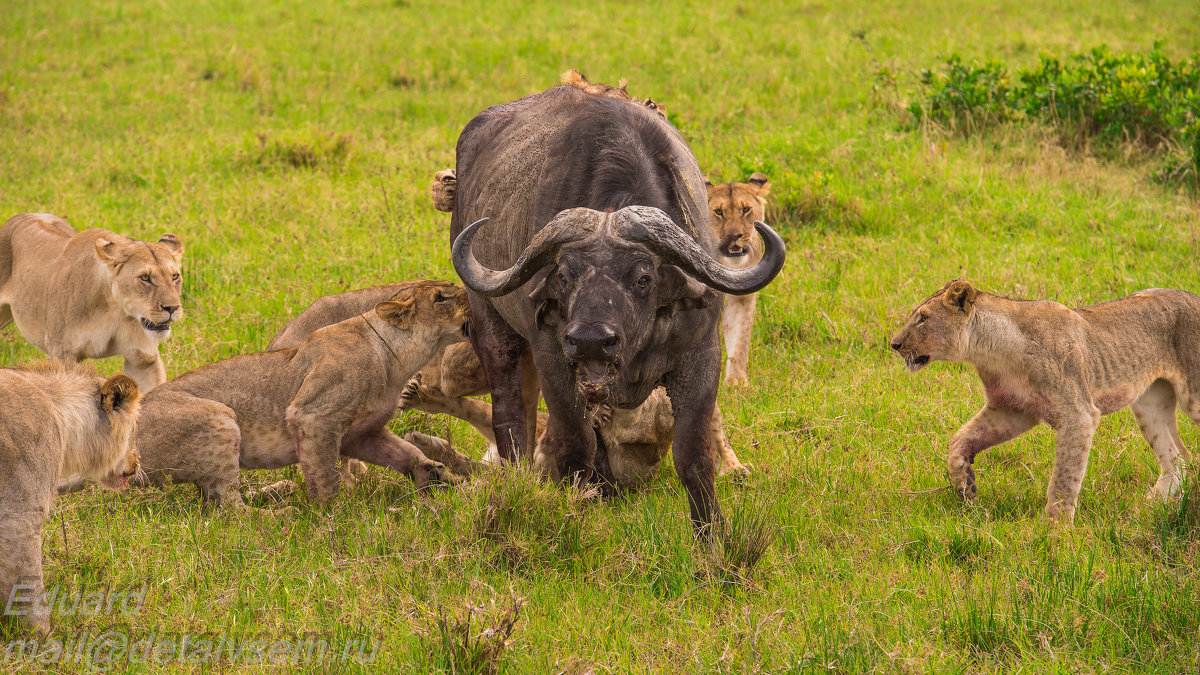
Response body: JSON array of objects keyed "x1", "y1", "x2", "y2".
[
  {"x1": 722, "y1": 246, "x2": 749, "y2": 257},
  {"x1": 906, "y1": 355, "x2": 931, "y2": 372},
  {"x1": 576, "y1": 360, "x2": 616, "y2": 404},
  {"x1": 141, "y1": 317, "x2": 171, "y2": 332}
]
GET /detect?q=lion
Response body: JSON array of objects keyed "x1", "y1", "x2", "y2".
[
  {"x1": 704, "y1": 174, "x2": 771, "y2": 387},
  {"x1": 0, "y1": 362, "x2": 140, "y2": 634},
  {"x1": 131, "y1": 280, "x2": 471, "y2": 512},
  {"x1": 272, "y1": 281, "x2": 750, "y2": 484},
  {"x1": 0, "y1": 213, "x2": 184, "y2": 392},
  {"x1": 890, "y1": 279, "x2": 1200, "y2": 522},
  {"x1": 559, "y1": 68, "x2": 667, "y2": 119}
]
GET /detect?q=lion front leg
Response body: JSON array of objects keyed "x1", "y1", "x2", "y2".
[
  {"x1": 722, "y1": 293, "x2": 756, "y2": 387},
  {"x1": 1045, "y1": 408, "x2": 1101, "y2": 523},
  {"x1": 122, "y1": 350, "x2": 167, "y2": 392},
  {"x1": 0, "y1": 513, "x2": 50, "y2": 634},
  {"x1": 948, "y1": 405, "x2": 1039, "y2": 500}
]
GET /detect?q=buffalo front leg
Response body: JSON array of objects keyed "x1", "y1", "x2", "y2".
[
  {"x1": 1044, "y1": 408, "x2": 1101, "y2": 523},
  {"x1": 468, "y1": 295, "x2": 533, "y2": 463},
  {"x1": 948, "y1": 405, "x2": 1039, "y2": 500},
  {"x1": 665, "y1": 344, "x2": 724, "y2": 536}
]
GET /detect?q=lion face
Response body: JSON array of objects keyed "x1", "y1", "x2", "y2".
[
  {"x1": 705, "y1": 174, "x2": 770, "y2": 262},
  {"x1": 890, "y1": 280, "x2": 979, "y2": 372},
  {"x1": 375, "y1": 280, "x2": 470, "y2": 349},
  {"x1": 95, "y1": 234, "x2": 184, "y2": 339}
]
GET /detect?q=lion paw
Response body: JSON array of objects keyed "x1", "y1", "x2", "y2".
[
  {"x1": 588, "y1": 403, "x2": 613, "y2": 428},
  {"x1": 431, "y1": 169, "x2": 457, "y2": 212},
  {"x1": 719, "y1": 462, "x2": 752, "y2": 481},
  {"x1": 398, "y1": 374, "x2": 423, "y2": 410}
]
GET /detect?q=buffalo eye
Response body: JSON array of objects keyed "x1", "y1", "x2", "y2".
[
  {"x1": 636, "y1": 274, "x2": 652, "y2": 289},
  {"x1": 713, "y1": 208, "x2": 723, "y2": 218},
  {"x1": 139, "y1": 273, "x2": 152, "y2": 283},
  {"x1": 741, "y1": 206, "x2": 751, "y2": 216}
]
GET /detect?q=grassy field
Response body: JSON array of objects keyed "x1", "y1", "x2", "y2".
[{"x1": 3, "y1": 0, "x2": 1200, "y2": 671}]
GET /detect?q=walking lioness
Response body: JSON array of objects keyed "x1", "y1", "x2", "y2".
[
  {"x1": 0, "y1": 363, "x2": 141, "y2": 634},
  {"x1": 0, "y1": 213, "x2": 184, "y2": 391},
  {"x1": 133, "y1": 280, "x2": 470, "y2": 511},
  {"x1": 891, "y1": 280, "x2": 1199, "y2": 522}
]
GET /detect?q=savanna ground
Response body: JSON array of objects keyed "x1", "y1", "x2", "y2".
[{"x1": 2, "y1": 0, "x2": 1200, "y2": 672}]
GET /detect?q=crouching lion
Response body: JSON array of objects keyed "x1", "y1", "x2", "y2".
[
  {"x1": 133, "y1": 280, "x2": 471, "y2": 512},
  {"x1": 272, "y1": 282, "x2": 750, "y2": 486},
  {"x1": 0, "y1": 213, "x2": 185, "y2": 392},
  {"x1": 891, "y1": 280, "x2": 1200, "y2": 522},
  {"x1": 0, "y1": 363, "x2": 140, "y2": 634}
]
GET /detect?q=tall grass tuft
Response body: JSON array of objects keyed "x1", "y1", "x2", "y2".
[
  {"x1": 705, "y1": 495, "x2": 778, "y2": 592},
  {"x1": 421, "y1": 597, "x2": 527, "y2": 675}
]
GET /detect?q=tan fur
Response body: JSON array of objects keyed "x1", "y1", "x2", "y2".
[
  {"x1": 0, "y1": 213, "x2": 185, "y2": 391},
  {"x1": 559, "y1": 69, "x2": 667, "y2": 119},
  {"x1": 0, "y1": 363, "x2": 140, "y2": 634},
  {"x1": 704, "y1": 174, "x2": 770, "y2": 387},
  {"x1": 133, "y1": 281, "x2": 470, "y2": 512},
  {"x1": 891, "y1": 280, "x2": 1200, "y2": 522}
]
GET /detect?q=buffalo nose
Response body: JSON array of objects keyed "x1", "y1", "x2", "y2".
[{"x1": 565, "y1": 324, "x2": 620, "y2": 358}]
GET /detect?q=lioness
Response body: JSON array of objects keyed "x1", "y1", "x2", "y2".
[
  {"x1": 133, "y1": 281, "x2": 470, "y2": 511},
  {"x1": 0, "y1": 363, "x2": 140, "y2": 634},
  {"x1": 891, "y1": 280, "x2": 1199, "y2": 522},
  {"x1": 271, "y1": 281, "x2": 750, "y2": 483},
  {"x1": 0, "y1": 213, "x2": 184, "y2": 392},
  {"x1": 704, "y1": 174, "x2": 770, "y2": 387}
]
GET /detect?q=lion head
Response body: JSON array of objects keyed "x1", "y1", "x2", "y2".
[
  {"x1": 705, "y1": 173, "x2": 770, "y2": 263},
  {"x1": 374, "y1": 280, "x2": 470, "y2": 350},
  {"x1": 890, "y1": 279, "x2": 979, "y2": 372},
  {"x1": 94, "y1": 234, "x2": 184, "y2": 338}
]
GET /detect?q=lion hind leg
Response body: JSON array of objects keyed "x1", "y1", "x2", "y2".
[
  {"x1": 1131, "y1": 379, "x2": 1187, "y2": 499},
  {"x1": 138, "y1": 391, "x2": 246, "y2": 511}
]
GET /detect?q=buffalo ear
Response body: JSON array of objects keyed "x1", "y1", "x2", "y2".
[
  {"x1": 100, "y1": 374, "x2": 140, "y2": 414},
  {"x1": 656, "y1": 265, "x2": 715, "y2": 316},
  {"x1": 156, "y1": 234, "x2": 184, "y2": 261},
  {"x1": 942, "y1": 279, "x2": 977, "y2": 313},
  {"x1": 527, "y1": 266, "x2": 562, "y2": 329},
  {"x1": 747, "y1": 173, "x2": 771, "y2": 198},
  {"x1": 376, "y1": 297, "x2": 416, "y2": 330},
  {"x1": 95, "y1": 238, "x2": 132, "y2": 265}
]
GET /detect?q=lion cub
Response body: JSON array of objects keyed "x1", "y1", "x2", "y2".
[
  {"x1": 134, "y1": 280, "x2": 470, "y2": 511},
  {"x1": 891, "y1": 280, "x2": 1200, "y2": 522},
  {"x1": 0, "y1": 213, "x2": 184, "y2": 392},
  {"x1": 0, "y1": 363, "x2": 140, "y2": 634},
  {"x1": 704, "y1": 174, "x2": 770, "y2": 387}
]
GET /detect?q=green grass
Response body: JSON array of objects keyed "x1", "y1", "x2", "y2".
[{"x1": 3, "y1": 0, "x2": 1200, "y2": 671}]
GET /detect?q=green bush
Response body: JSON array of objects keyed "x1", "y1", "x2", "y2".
[{"x1": 909, "y1": 42, "x2": 1200, "y2": 188}]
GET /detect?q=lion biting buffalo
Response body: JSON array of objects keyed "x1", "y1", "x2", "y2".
[{"x1": 449, "y1": 84, "x2": 784, "y2": 532}]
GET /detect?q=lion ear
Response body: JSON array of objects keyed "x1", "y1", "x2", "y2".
[
  {"x1": 561, "y1": 69, "x2": 588, "y2": 87},
  {"x1": 747, "y1": 173, "x2": 771, "y2": 198},
  {"x1": 704, "y1": 179, "x2": 718, "y2": 198},
  {"x1": 100, "y1": 374, "x2": 140, "y2": 414},
  {"x1": 156, "y1": 234, "x2": 184, "y2": 260},
  {"x1": 942, "y1": 279, "x2": 978, "y2": 313},
  {"x1": 95, "y1": 238, "x2": 132, "y2": 265},
  {"x1": 376, "y1": 298, "x2": 415, "y2": 330}
]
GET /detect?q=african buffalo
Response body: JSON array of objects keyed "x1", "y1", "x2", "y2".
[{"x1": 450, "y1": 84, "x2": 784, "y2": 532}]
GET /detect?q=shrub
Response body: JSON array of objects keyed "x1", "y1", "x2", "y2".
[{"x1": 908, "y1": 42, "x2": 1200, "y2": 189}]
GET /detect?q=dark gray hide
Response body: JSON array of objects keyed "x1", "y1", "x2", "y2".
[{"x1": 450, "y1": 85, "x2": 784, "y2": 533}]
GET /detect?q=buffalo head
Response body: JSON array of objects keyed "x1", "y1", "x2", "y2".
[{"x1": 452, "y1": 206, "x2": 784, "y2": 403}]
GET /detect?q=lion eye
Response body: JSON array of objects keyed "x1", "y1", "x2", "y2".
[
  {"x1": 916, "y1": 314, "x2": 927, "y2": 325},
  {"x1": 741, "y1": 206, "x2": 751, "y2": 216},
  {"x1": 171, "y1": 273, "x2": 181, "y2": 282},
  {"x1": 139, "y1": 273, "x2": 152, "y2": 283},
  {"x1": 434, "y1": 295, "x2": 448, "y2": 303},
  {"x1": 713, "y1": 208, "x2": 723, "y2": 218}
]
